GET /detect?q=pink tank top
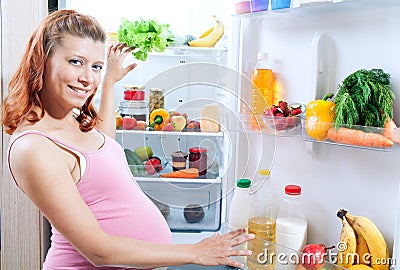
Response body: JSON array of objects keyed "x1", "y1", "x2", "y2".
[{"x1": 8, "y1": 130, "x2": 172, "y2": 270}]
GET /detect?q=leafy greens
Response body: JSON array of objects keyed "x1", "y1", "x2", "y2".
[
  {"x1": 118, "y1": 18, "x2": 175, "y2": 61},
  {"x1": 334, "y1": 68, "x2": 395, "y2": 129}
]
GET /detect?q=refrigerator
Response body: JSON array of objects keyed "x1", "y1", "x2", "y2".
[{"x1": 63, "y1": 0, "x2": 400, "y2": 269}]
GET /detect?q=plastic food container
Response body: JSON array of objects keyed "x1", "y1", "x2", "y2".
[
  {"x1": 271, "y1": 0, "x2": 291, "y2": 9},
  {"x1": 251, "y1": 0, "x2": 269, "y2": 12},
  {"x1": 119, "y1": 100, "x2": 148, "y2": 122},
  {"x1": 171, "y1": 151, "x2": 188, "y2": 171},
  {"x1": 123, "y1": 85, "x2": 145, "y2": 101},
  {"x1": 235, "y1": 0, "x2": 251, "y2": 14}
]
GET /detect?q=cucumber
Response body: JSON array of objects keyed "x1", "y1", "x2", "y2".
[{"x1": 124, "y1": 148, "x2": 143, "y2": 165}]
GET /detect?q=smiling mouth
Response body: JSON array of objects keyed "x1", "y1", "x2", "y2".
[{"x1": 69, "y1": 86, "x2": 89, "y2": 95}]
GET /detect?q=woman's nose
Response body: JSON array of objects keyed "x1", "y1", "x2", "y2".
[{"x1": 78, "y1": 68, "x2": 95, "y2": 86}]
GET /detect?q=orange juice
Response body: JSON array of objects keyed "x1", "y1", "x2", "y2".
[{"x1": 251, "y1": 53, "x2": 275, "y2": 115}]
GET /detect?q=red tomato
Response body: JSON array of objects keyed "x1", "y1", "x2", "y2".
[{"x1": 122, "y1": 116, "x2": 137, "y2": 130}]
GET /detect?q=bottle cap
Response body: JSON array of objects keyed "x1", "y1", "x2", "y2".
[
  {"x1": 257, "y1": 52, "x2": 268, "y2": 60},
  {"x1": 285, "y1": 184, "x2": 301, "y2": 195},
  {"x1": 258, "y1": 169, "x2": 270, "y2": 176},
  {"x1": 237, "y1": 179, "x2": 251, "y2": 188},
  {"x1": 189, "y1": 147, "x2": 207, "y2": 153}
]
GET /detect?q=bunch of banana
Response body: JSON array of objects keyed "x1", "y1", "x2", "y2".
[
  {"x1": 188, "y1": 16, "x2": 224, "y2": 47},
  {"x1": 337, "y1": 209, "x2": 390, "y2": 270}
]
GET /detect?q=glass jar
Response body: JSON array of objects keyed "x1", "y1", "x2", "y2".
[
  {"x1": 171, "y1": 151, "x2": 188, "y2": 171},
  {"x1": 149, "y1": 88, "x2": 165, "y2": 114},
  {"x1": 189, "y1": 147, "x2": 207, "y2": 176},
  {"x1": 119, "y1": 100, "x2": 147, "y2": 122},
  {"x1": 124, "y1": 85, "x2": 145, "y2": 101}
]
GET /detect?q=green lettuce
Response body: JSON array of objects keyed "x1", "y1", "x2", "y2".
[{"x1": 118, "y1": 18, "x2": 175, "y2": 61}]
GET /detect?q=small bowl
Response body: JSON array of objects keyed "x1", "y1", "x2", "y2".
[{"x1": 262, "y1": 103, "x2": 305, "y2": 133}]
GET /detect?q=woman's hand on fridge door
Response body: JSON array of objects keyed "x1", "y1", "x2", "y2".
[{"x1": 191, "y1": 228, "x2": 254, "y2": 269}]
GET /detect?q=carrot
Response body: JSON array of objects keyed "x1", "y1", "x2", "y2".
[
  {"x1": 327, "y1": 127, "x2": 394, "y2": 148},
  {"x1": 160, "y1": 168, "x2": 199, "y2": 178},
  {"x1": 383, "y1": 118, "x2": 400, "y2": 144}
]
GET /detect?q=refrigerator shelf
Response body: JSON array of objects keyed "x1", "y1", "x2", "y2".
[
  {"x1": 117, "y1": 129, "x2": 224, "y2": 137},
  {"x1": 232, "y1": 0, "x2": 400, "y2": 20},
  {"x1": 301, "y1": 120, "x2": 398, "y2": 152},
  {"x1": 227, "y1": 113, "x2": 302, "y2": 136}
]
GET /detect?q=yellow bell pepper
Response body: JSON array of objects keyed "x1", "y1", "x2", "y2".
[
  {"x1": 305, "y1": 93, "x2": 336, "y2": 141},
  {"x1": 149, "y1": 108, "x2": 169, "y2": 131}
]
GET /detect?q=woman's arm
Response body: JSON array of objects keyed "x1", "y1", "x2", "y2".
[
  {"x1": 9, "y1": 135, "x2": 253, "y2": 269},
  {"x1": 97, "y1": 43, "x2": 137, "y2": 139}
]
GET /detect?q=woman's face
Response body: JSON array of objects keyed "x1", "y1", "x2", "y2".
[{"x1": 42, "y1": 35, "x2": 105, "y2": 111}]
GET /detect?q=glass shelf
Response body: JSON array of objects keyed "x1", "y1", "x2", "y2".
[
  {"x1": 116, "y1": 129, "x2": 224, "y2": 137},
  {"x1": 233, "y1": 0, "x2": 400, "y2": 20}
]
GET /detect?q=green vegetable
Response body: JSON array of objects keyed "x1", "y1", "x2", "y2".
[
  {"x1": 118, "y1": 18, "x2": 175, "y2": 61},
  {"x1": 124, "y1": 148, "x2": 143, "y2": 165},
  {"x1": 334, "y1": 68, "x2": 395, "y2": 129},
  {"x1": 134, "y1": 146, "x2": 153, "y2": 161}
]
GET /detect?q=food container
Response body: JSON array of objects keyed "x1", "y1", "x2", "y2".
[
  {"x1": 251, "y1": 0, "x2": 269, "y2": 12},
  {"x1": 189, "y1": 147, "x2": 208, "y2": 176},
  {"x1": 171, "y1": 151, "x2": 188, "y2": 171},
  {"x1": 123, "y1": 85, "x2": 145, "y2": 101},
  {"x1": 149, "y1": 88, "x2": 165, "y2": 114},
  {"x1": 235, "y1": 0, "x2": 251, "y2": 14},
  {"x1": 262, "y1": 103, "x2": 305, "y2": 135},
  {"x1": 128, "y1": 159, "x2": 168, "y2": 177},
  {"x1": 119, "y1": 100, "x2": 148, "y2": 122}
]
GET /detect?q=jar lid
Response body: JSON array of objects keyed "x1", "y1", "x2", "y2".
[
  {"x1": 150, "y1": 88, "x2": 164, "y2": 93},
  {"x1": 124, "y1": 90, "x2": 145, "y2": 101},
  {"x1": 285, "y1": 185, "x2": 301, "y2": 195},
  {"x1": 189, "y1": 147, "x2": 207, "y2": 153},
  {"x1": 237, "y1": 178, "x2": 251, "y2": 188},
  {"x1": 258, "y1": 169, "x2": 270, "y2": 176},
  {"x1": 171, "y1": 151, "x2": 188, "y2": 158},
  {"x1": 124, "y1": 85, "x2": 144, "y2": 90}
]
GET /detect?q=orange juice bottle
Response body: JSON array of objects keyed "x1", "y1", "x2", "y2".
[{"x1": 251, "y1": 52, "x2": 275, "y2": 115}]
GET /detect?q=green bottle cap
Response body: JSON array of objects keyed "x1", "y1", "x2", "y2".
[{"x1": 236, "y1": 178, "x2": 251, "y2": 188}]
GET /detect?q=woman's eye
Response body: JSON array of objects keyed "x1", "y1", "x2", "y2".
[
  {"x1": 69, "y1": 59, "x2": 82, "y2": 66},
  {"x1": 92, "y1": 64, "x2": 103, "y2": 71}
]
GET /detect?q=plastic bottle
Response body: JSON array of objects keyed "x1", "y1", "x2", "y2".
[
  {"x1": 228, "y1": 179, "x2": 251, "y2": 230},
  {"x1": 251, "y1": 52, "x2": 275, "y2": 115},
  {"x1": 276, "y1": 185, "x2": 307, "y2": 252},
  {"x1": 247, "y1": 169, "x2": 277, "y2": 270}
]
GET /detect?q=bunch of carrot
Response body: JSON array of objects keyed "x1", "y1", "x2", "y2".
[{"x1": 326, "y1": 118, "x2": 400, "y2": 148}]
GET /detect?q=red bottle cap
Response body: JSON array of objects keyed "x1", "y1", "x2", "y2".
[
  {"x1": 285, "y1": 185, "x2": 301, "y2": 195},
  {"x1": 189, "y1": 147, "x2": 207, "y2": 153}
]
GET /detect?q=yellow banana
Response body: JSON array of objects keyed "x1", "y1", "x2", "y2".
[
  {"x1": 337, "y1": 210, "x2": 357, "y2": 268},
  {"x1": 340, "y1": 209, "x2": 390, "y2": 270},
  {"x1": 349, "y1": 265, "x2": 374, "y2": 270},
  {"x1": 189, "y1": 16, "x2": 224, "y2": 47},
  {"x1": 354, "y1": 229, "x2": 371, "y2": 266},
  {"x1": 198, "y1": 26, "x2": 214, "y2": 39}
]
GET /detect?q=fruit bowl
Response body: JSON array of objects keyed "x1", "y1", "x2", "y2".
[{"x1": 262, "y1": 102, "x2": 305, "y2": 133}]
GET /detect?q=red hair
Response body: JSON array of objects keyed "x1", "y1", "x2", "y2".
[{"x1": 2, "y1": 9, "x2": 107, "y2": 135}]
